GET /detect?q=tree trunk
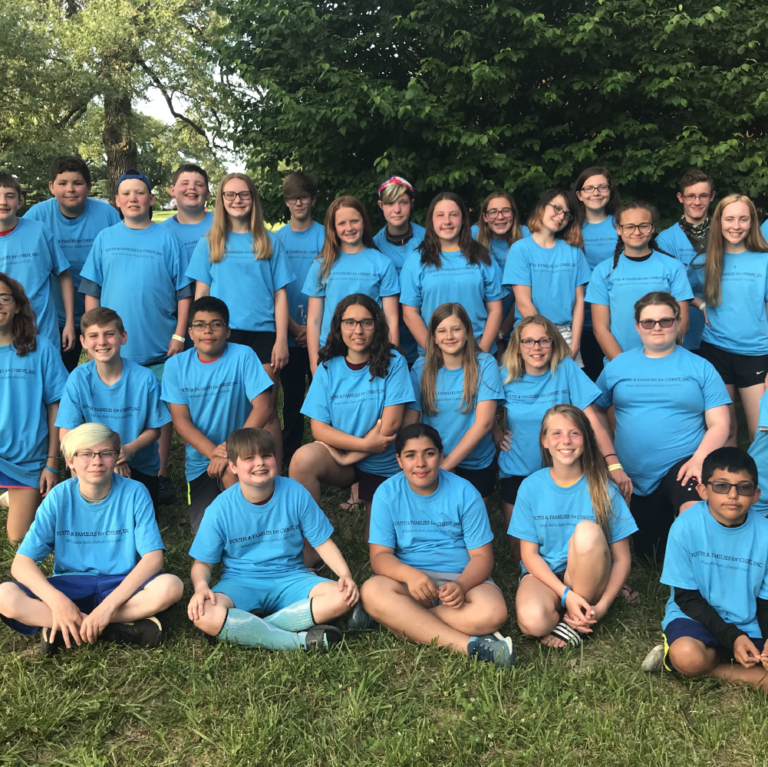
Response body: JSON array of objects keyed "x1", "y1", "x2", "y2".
[{"x1": 103, "y1": 93, "x2": 137, "y2": 203}]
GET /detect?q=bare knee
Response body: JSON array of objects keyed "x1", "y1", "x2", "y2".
[
  {"x1": 154, "y1": 574, "x2": 184, "y2": 607},
  {"x1": 289, "y1": 445, "x2": 318, "y2": 480},
  {"x1": 570, "y1": 520, "x2": 607, "y2": 555},
  {"x1": 668, "y1": 638, "x2": 716, "y2": 677},
  {"x1": 0, "y1": 582, "x2": 25, "y2": 617},
  {"x1": 516, "y1": 599, "x2": 556, "y2": 637},
  {"x1": 192, "y1": 605, "x2": 228, "y2": 637},
  {"x1": 360, "y1": 576, "x2": 399, "y2": 618},
  {"x1": 462, "y1": 598, "x2": 507, "y2": 635}
]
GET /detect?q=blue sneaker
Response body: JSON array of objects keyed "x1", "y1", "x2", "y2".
[
  {"x1": 347, "y1": 603, "x2": 379, "y2": 632},
  {"x1": 467, "y1": 633, "x2": 516, "y2": 668}
]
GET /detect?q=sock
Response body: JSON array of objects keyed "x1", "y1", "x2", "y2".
[
  {"x1": 217, "y1": 608, "x2": 306, "y2": 650},
  {"x1": 264, "y1": 598, "x2": 314, "y2": 631}
]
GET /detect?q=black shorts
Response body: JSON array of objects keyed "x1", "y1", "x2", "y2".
[
  {"x1": 455, "y1": 460, "x2": 496, "y2": 498},
  {"x1": 229, "y1": 330, "x2": 277, "y2": 365},
  {"x1": 698, "y1": 340, "x2": 768, "y2": 389},
  {"x1": 187, "y1": 472, "x2": 224, "y2": 533},
  {"x1": 353, "y1": 466, "x2": 390, "y2": 502},
  {"x1": 131, "y1": 469, "x2": 159, "y2": 512},
  {"x1": 500, "y1": 475, "x2": 527, "y2": 505}
]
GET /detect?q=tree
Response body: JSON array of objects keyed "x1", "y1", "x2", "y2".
[{"x1": 212, "y1": 0, "x2": 768, "y2": 224}]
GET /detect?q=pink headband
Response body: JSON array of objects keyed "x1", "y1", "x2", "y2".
[{"x1": 378, "y1": 176, "x2": 415, "y2": 199}]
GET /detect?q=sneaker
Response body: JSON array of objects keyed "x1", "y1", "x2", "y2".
[
  {"x1": 642, "y1": 644, "x2": 665, "y2": 673},
  {"x1": 157, "y1": 475, "x2": 176, "y2": 506},
  {"x1": 347, "y1": 603, "x2": 379, "y2": 632},
  {"x1": 304, "y1": 624, "x2": 343, "y2": 652},
  {"x1": 0, "y1": 491, "x2": 8, "y2": 509},
  {"x1": 468, "y1": 633, "x2": 516, "y2": 669},
  {"x1": 101, "y1": 616, "x2": 163, "y2": 648},
  {"x1": 40, "y1": 627, "x2": 67, "y2": 656}
]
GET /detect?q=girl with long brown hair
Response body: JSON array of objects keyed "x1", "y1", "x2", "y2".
[
  {"x1": 0, "y1": 274, "x2": 68, "y2": 543},
  {"x1": 509, "y1": 404, "x2": 637, "y2": 648}
]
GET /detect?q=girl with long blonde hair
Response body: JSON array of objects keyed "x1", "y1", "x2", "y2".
[{"x1": 509, "y1": 404, "x2": 637, "y2": 648}]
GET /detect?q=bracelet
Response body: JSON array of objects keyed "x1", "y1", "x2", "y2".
[
  {"x1": 603, "y1": 453, "x2": 617, "y2": 459},
  {"x1": 47, "y1": 455, "x2": 59, "y2": 459},
  {"x1": 172, "y1": 334, "x2": 185, "y2": 343},
  {"x1": 43, "y1": 465, "x2": 59, "y2": 474},
  {"x1": 608, "y1": 463, "x2": 623, "y2": 472},
  {"x1": 561, "y1": 587, "x2": 571, "y2": 607}
]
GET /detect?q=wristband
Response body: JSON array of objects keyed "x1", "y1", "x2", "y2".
[
  {"x1": 43, "y1": 464, "x2": 59, "y2": 474},
  {"x1": 560, "y1": 587, "x2": 571, "y2": 607},
  {"x1": 172, "y1": 334, "x2": 185, "y2": 343},
  {"x1": 603, "y1": 453, "x2": 617, "y2": 459},
  {"x1": 607, "y1": 463, "x2": 623, "y2": 472}
]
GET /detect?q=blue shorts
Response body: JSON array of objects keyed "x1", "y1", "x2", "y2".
[
  {"x1": 212, "y1": 571, "x2": 331, "y2": 613},
  {"x1": 0, "y1": 573, "x2": 160, "y2": 636},
  {"x1": 0, "y1": 468, "x2": 32, "y2": 489},
  {"x1": 662, "y1": 617, "x2": 766, "y2": 672}
]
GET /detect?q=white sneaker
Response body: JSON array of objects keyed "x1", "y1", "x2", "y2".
[
  {"x1": 642, "y1": 644, "x2": 665, "y2": 673},
  {"x1": 0, "y1": 491, "x2": 8, "y2": 509}
]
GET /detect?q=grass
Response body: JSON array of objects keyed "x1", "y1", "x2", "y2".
[{"x1": 0, "y1": 407, "x2": 764, "y2": 766}]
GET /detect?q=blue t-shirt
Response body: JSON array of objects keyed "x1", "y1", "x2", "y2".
[
  {"x1": 161, "y1": 344, "x2": 274, "y2": 481},
  {"x1": 579, "y1": 217, "x2": 617, "y2": 330},
  {"x1": 374, "y1": 223, "x2": 426, "y2": 365},
  {"x1": 498, "y1": 357, "x2": 600, "y2": 478},
  {"x1": 18, "y1": 474, "x2": 165, "y2": 576},
  {"x1": 596, "y1": 346, "x2": 731, "y2": 496},
  {"x1": 0, "y1": 218, "x2": 70, "y2": 349},
  {"x1": 585, "y1": 251, "x2": 693, "y2": 353},
  {"x1": 369, "y1": 470, "x2": 494, "y2": 573},
  {"x1": 0, "y1": 336, "x2": 68, "y2": 485},
  {"x1": 409, "y1": 352, "x2": 503, "y2": 471},
  {"x1": 55, "y1": 359, "x2": 171, "y2": 475},
  {"x1": 762, "y1": 220, "x2": 768, "y2": 241},
  {"x1": 301, "y1": 352, "x2": 415, "y2": 476},
  {"x1": 657, "y1": 223, "x2": 708, "y2": 350},
  {"x1": 161, "y1": 211, "x2": 214, "y2": 275},
  {"x1": 80, "y1": 223, "x2": 192, "y2": 366},
  {"x1": 503, "y1": 237, "x2": 591, "y2": 326},
  {"x1": 748, "y1": 388, "x2": 768, "y2": 517},
  {"x1": 700, "y1": 251, "x2": 768, "y2": 355},
  {"x1": 25, "y1": 197, "x2": 120, "y2": 328},
  {"x1": 399, "y1": 249, "x2": 504, "y2": 354},
  {"x1": 187, "y1": 230, "x2": 296, "y2": 333},
  {"x1": 275, "y1": 221, "x2": 325, "y2": 348},
  {"x1": 509, "y1": 469, "x2": 638, "y2": 573},
  {"x1": 302, "y1": 248, "x2": 400, "y2": 347},
  {"x1": 470, "y1": 224, "x2": 517, "y2": 330},
  {"x1": 188, "y1": 477, "x2": 334, "y2": 579},
  {"x1": 661, "y1": 501, "x2": 768, "y2": 636}
]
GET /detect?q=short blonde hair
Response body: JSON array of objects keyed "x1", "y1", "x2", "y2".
[{"x1": 61, "y1": 423, "x2": 121, "y2": 461}]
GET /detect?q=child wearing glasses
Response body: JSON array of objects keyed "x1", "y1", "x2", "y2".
[
  {"x1": 595, "y1": 292, "x2": 731, "y2": 561},
  {"x1": 161, "y1": 297, "x2": 274, "y2": 531},
  {"x1": 187, "y1": 173, "x2": 295, "y2": 467},
  {"x1": 503, "y1": 189, "x2": 591, "y2": 366},
  {"x1": 494, "y1": 315, "x2": 628, "y2": 560},
  {"x1": 0, "y1": 423, "x2": 183, "y2": 655},
  {"x1": 694, "y1": 195, "x2": 768, "y2": 446},
  {"x1": 586, "y1": 201, "x2": 692, "y2": 360},
  {"x1": 642, "y1": 447, "x2": 768, "y2": 692}
]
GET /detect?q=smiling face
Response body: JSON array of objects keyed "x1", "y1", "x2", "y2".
[
  {"x1": 541, "y1": 194, "x2": 571, "y2": 234},
  {"x1": 519, "y1": 322, "x2": 553, "y2": 374},
  {"x1": 80, "y1": 322, "x2": 126, "y2": 364},
  {"x1": 221, "y1": 177, "x2": 253, "y2": 221},
  {"x1": 677, "y1": 181, "x2": 715, "y2": 224},
  {"x1": 433, "y1": 314, "x2": 467, "y2": 357},
  {"x1": 230, "y1": 450, "x2": 277, "y2": 489},
  {"x1": 482, "y1": 196, "x2": 514, "y2": 237},
  {"x1": 720, "y1": 200, "x2": 752, "y2": 249},
  {"x1": 335, "y1": 206, "x2": 364, "y2": 249},
  {"x1": 397, "y1": 435, "x2": 442, "y2": 493},
  {"x1": 617, "y1": 207, "x2": 654, "y2": 251},
  {"x1": 49, "y1": 172, "x2": 90, "y2": 214},
  {"x1": 69, "y1": 438, "x2": 119, "y2": 486},
  {"x1": 340, "y1": 303, "x2": 375, "y2": 354},
  {"x1": 636, "y1": 303, "x2": 679, "y2": 354},
  {"x1": 170, "y1": 172, "x2": 210, "y2": 214},
  {"x1": 116, "y1": 180, "x2": 153, "y2": 222},
  {"x1": 432, "y1": 199, "x2": 462, "y2": 245},
  {"x1": 576, "y1": 174, "x2": 611, "y2": 214},
  {"x1": 0, "y1": 186, "x2": 21, "y2": 228},
  {"x1": 541, "y1": 413, "x2": 584, "y2": 468},
  {"x1": 0, "y1": 280, "x2": 19, "y2": 334},
  {"x1": 189, "y1": 310, "x2": 230, "y2": 359},
  {"x1": 698, "y1": 468, "x2": 759, "y2": 527}
]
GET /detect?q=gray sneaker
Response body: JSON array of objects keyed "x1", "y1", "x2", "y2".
[
  {"x1": 468, "y1": 633, "x2": 516, "y2": 668},
  {"x1": 347, "y1": 603, "x2": 379, "y2": 632},
  {"x1": 642, "y1": 644, "x2": 665, "y2": 673}
]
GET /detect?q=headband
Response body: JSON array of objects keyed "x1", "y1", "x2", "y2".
[{"x1": 378, "y1": 175, "x2": 414, "y2": 200}]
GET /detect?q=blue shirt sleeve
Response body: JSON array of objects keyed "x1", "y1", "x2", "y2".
[
  {"x1": 606, "y1": 486, "x2": 639, "y2": 543},
  {"x1": 460, "y1": 485, "x2": 494, "y2": 550},
  {"x1": 562, "y1": 357, "x2": 601, "y2": 409},
  {"x1": 504, "y1": 241, "x2": 531, "y2": 287},
  {"x1": 146, "y1": 375, "x2": 172, "y2": 428},
  {"x1": 300, "y1": 363, "x2": 331, "y2": 422},
  {"x1": 80, "y1": 232, "x2": 105, "y2": 287},
  {"x1": 669, "y1": 260, "x2": 694, "y2": 301},
  {"x1": 17, "y1": 496, "x2": 57, "y2": 562},
  {"x1": 398, "y1": 257, "x2": 422, "y2": 307},
  {"x1": 369, "y1": 482, "x2": 396, "y2": 548},
  {"x1": 477, "y1": 353, "x2": 504, "y2": 403},
  {"x1": 188, "y1": 503, "x2": 225, "y2": 564},
  {"x1": 160, "y1": 357, "x2": 186, "y2": 406},
  {"x1": 55, "y1": 374, "x2": 85, "y2": 428},
  {"x1": 132, "y1": 484, "x2": 166, "y2": 556},
  {"x1": 483, "y1": 260, "x2": 505, "y2": 302},
  {"x1": 186, "y1": 238, "x2": 213, "y2": 285},
  {"x1": 301, "y1": 259, "x2": 325, "y2": 298},
  {"x1": 41, "y1": 340, "x2": 68, "y2": 404},
  {"x1": 507, "y1": 479, "x2": 540, "y2": 543},
  {"x1": 660, "y1": 516, "x2": 698, "y2": 590},
  {"x1": 243, "y1": 347, "x2": 274, "y2": 401},
  {"x1": 378, "y1": 256, "x2": 400, "y2": 297},
  {"x1": 408, "y1": 361, "x2": 423, "y2": 413},
  {"x1": 268, "y1": 234, "x2": 297, "y2": 292},
  {"x1": 575, "y1": 248, "x2": 592, "y2": 286},
  {"x1": 700, "y1": 358, "x2": 732, "y2": 410},
  {"x1": 584, "y1": 260, "x2": 611, "y2": 305},
  {"x1": 595, "y1": 366, "x2": 613, "y2": 409},
  {"x1": 296, "y1": 485, "x2": 334, "y2": 547},
  {"x1": 46, "y1": 229, "x2": 70, "y2": 276},
  {"x1": 383, "y1": 353, "x2": 416, "y2": 408}
]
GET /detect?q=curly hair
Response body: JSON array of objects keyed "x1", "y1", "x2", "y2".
[
  {"x1": 0, "y1": 272, "x2": 37, "y2": 356},
  {"x1": 317, "y1": 294, "x2": 395, "y2": 381}
]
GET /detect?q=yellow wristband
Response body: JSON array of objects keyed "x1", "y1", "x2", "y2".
[
  {"x1": 172, "y1": 334, "x2": 185, "y2": 343},
  {"x1": 608, "y1": 463, "x2": 623, "y2": 472}
]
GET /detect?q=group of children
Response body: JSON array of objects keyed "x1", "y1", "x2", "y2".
[{"x1": 2, "y1": 158, "x2": 768, "y2": 689}]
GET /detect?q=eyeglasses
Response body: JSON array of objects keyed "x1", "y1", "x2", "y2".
[
  {"x1": 222, "y1": 191, "x2": 253, "y2": 201},
  {"x1": 682, "y1": 193, "x2": 713, "y2": 202},
  {"x1": 191, "y1": 320, "x2": 226, "y2": 331},
  {"x1": 341, "y1": 318, "x2": 375, "y2": 330},
  {"x1": 581, "y1": 184, "x2": 611, "y2": 195},
  {"x1": 0, "y1": 293, "x2": 14, "y2": 305},
  {"x1": 619, "y1": 223, "x2": 654, "y2": 234},
  {"x1": 637, "y1": 317, "x2": 677, "y2": 329},
  {"x1": 285, "y1": 196, "x2": 311, "y2": 205},
  {"x1": 546, "y1": 203, "x2": 573, "y2": 222},
  {"x1": 520, "y1": 337, "x2": 552, "y2": 348},
  {"x1": 485, "y1": 207, "x2": 513, "y2": 219},
  {"x1": 73, "y1": 450, "x2": 118, "y2": 462},
  {"x1": 707, "y1": 480, "x2": 756, "y2": 496}
]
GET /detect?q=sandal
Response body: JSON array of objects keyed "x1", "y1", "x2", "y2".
[
  {"x1": 547, "y1": 620, "x2": 583, "y2": 648},
  {"x1": 620, "y1": 585, "x2": 640, "y2": 604},
  {"x1": 339, "y1": 498, "x2": 363, "y2": 512}
]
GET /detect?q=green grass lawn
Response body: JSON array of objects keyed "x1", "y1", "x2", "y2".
[{"x1": 1, "y1": 409, "x2": 765, "y2": 766}]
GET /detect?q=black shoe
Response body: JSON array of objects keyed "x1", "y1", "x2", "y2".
[
  {"x1": 304, "y1": 624, "x2": 343, "y2": 652},
  {"x1": 157, "y1": 476, "x2": 176, "y2": 506},
  {"x1": 101, "y1": 616, "x2": 163, "y2": 648},
  {"x1": 40, "y1": 627, "x2": 67, "y2": 656}
]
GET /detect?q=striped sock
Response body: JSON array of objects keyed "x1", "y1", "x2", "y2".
[{"x1": 217, "y1": 608, "x2": 306, "y2": 650}]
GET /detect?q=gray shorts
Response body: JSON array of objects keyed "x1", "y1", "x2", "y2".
[
  {"x1": 555, "y1": 324, "x2": 584, "y2": 368},
  {"x1": 402, "y1": 569, "x2": 499, "y2": 607}
]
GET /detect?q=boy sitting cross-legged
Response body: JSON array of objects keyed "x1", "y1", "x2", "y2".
[
  {"x1": 0, "y1": 423, "x2": 183, "y2": 654},
  {"x1": 187, "y1": 427, "x2": 358, "y2": 651},
  {"x1": 643, "y1": 447, "x2": 768, "y2": 690}
]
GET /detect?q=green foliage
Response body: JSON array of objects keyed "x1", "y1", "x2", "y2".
[{"x1": 213, "y1": 0, "x2": 768, "y2": 224}]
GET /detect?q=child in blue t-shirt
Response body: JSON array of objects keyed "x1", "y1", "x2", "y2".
[
  {"x1": 303, "y1": 195, "x2": 400, "y2": 372},
  {"x1": 25, "y1": 156, "x2": 120, "y2": 371},
  {"x1": 642, "y1": 447, "x2": 768, "y2": 692},
  {"x1": 353, "y1": 423, "x2": 514, "y2": 668},
  {"x1": 0, "y1": 172, "x2": 76, "y2": 355},
  {"x1": 275, "y1": 172, "x2": 325, "y2": 467},
  {"x1": 161, "y1": 296, "x2": 274, "y2": 532},
  {"x1": 406, "y1": 302, "x2": 503, "y2": 501},
  {"x1": 0, "y1": 273, "x2": 68, "y2": 543},
  {"x1": 0, "y1": 423, "x2": 183, "y2": 654},
  {"x1": 56, "y1": 307, "x2": 171, "y2": 509},
  {"x1": 503, "y1": 189, "x2": 591, "y2": 366},
  {"x1": 374, "y1": 176, "x2": 426, "y2": 366},
  {"x1": 586, "y1": 201, "x2": 692, "y2": 359},
  {"x1": 400, "y1": 191, "x2": 503, "y2": 356},
  {"x1": 187, "y1": 427, "x2": 358, "y2": 652},
  {"x1": 748, "y1": 388, "x2": 768, "y2": 517},
  {"x1": 509, "y1": 404, "x2": 637, "y2": 649}
]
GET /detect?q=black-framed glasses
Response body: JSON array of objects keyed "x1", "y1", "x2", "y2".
[
  {"x1": 222, "y1": 191, "x2": 253, "y2": 201},
  {"x1": 341, "y1": 318, "x2": 375, "y2": 330},
  {"x1": 619, "y1": 223, "x2": 653, "y2": 234},
  {"x1": 581, "y1": 184, "x2": 611, "y2": 195},
  {"x1": 485, "y1": 207, "x2": 513, "y2": 219},
  {"x1": 546, "y1": 203, "x2": 573, "y2": 222},
  {"x1": 0, "y1": 293, "x2": 14, "y2": 305},
  {"x1": 73, "y1": 450, "x2": 118, "y2": 462},
  {"x1": 284, "y1": 196, "x2": 311, "y2": 205},
  {"x1": 520, "y1": 337, "x2": 552, "y2": 348},
  {"x1": 191, "y1": 320, "x2": 226, "y2": 331},
  {"x1": 682, "y1": 193, "x2": 713, "y2": 202},
  {"x1": 707, "y1": 480, "x2": 756, "y2": 496},
  {"x1": 638, "y1": 317, "x2": 677, "y2": 329}
]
